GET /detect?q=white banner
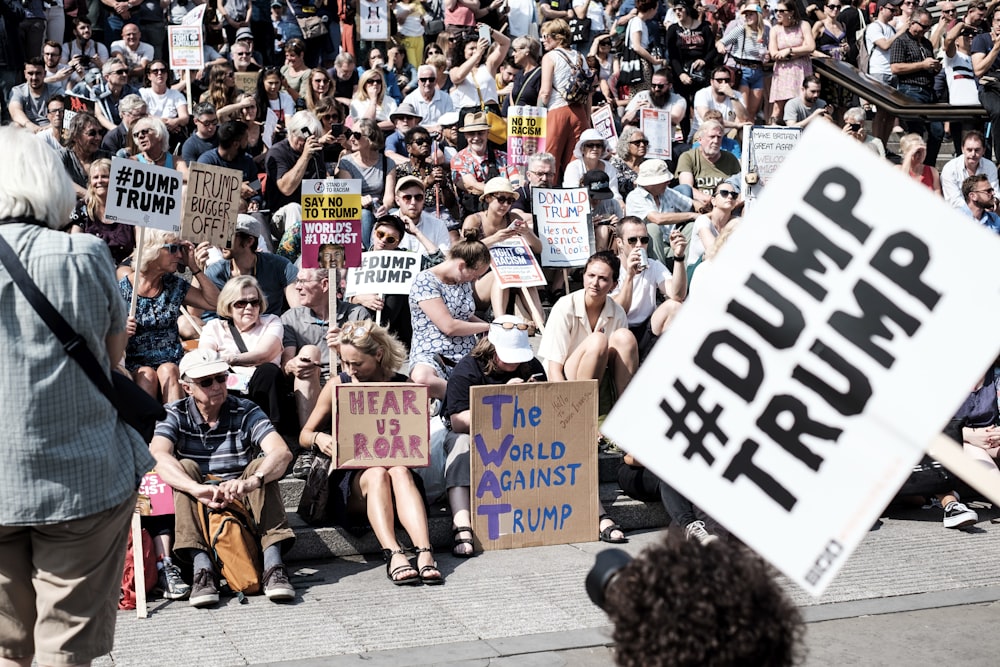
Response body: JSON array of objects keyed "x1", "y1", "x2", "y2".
[
  {"x1": 105, "y1": 157, "x2": 183, "y2": 232},
  {"x1": 360, "y1": 0, "x2": 389, "y2": 40},
  {"x1": 534, "y1": 187, "x2": 592, "y2": 268},
  {"x1": 741, "y1": 125, "x2": 803, "y2": 205},
  {"x1": 602, "y1": 123, "x2": 1000, "y2": 597},
  {"x1": 344, "y1": 250, "x2": 421, "y2": 296}
]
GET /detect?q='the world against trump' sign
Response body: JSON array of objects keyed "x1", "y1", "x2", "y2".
[{"x1": 602, "y1": 122, "x2": 1000, "y2": 596}]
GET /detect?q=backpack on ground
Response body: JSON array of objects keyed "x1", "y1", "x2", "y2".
[
  {"x1": 198, "y1": 496, "x2": 263, "y2": 595},
  {"x1": 557, "y1": 49, "x2": 595, "y2": 106},
  {"x1": 119, "y1": 526, "x2": 158, "y2": 610}
]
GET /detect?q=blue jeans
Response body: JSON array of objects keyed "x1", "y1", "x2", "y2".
[{"x1": 896, "y1": 83, "x2": 943, "y2": 166}]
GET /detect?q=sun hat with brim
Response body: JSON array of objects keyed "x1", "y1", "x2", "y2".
[
  {"x1": 438, "y1": 111, "x2": 460, "y2": 127},
  {"x1": 389, "y1": 102, "x2": 423, "y2": 122},
  {"x1": 488, "y1": 316, "x2": 534, "y2": 364},
  {"x1": 459, "y1": 111, "x2": 491, "y2": 133},
  {"x1": 741, "y1": 3, "x2": 761, "y2": 12},
  {"x1": 482, "y1": 177, "x2": 518, "y2": 198},
  {"x1": 634, "y1": 159, "x2": 674, "y2": 187},
  {"x1": 235, "y1": 27, "x2": 254, "y2": 41},
  {"x1": 179, "y1": 349, "x2": 231, "y2": 381},
  {"x1": 573, "y1": 128, "x2": 609, "y2": 159}
]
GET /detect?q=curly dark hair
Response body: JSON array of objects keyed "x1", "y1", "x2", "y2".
[{"x1": 604, "y1": 537, "x2": 804, "y2": 667}]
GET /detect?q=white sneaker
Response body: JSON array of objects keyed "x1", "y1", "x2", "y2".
[
  {"x1": 684, "y1": 520, "x2": 718, "y2": 545},
  {"x1": 943, "y1": 501, "x2": 978, "y2": 529}
]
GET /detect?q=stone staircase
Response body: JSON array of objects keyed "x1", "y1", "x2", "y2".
[{"x1": 280, "y1": 451, "x2": 671, "y2": 561}]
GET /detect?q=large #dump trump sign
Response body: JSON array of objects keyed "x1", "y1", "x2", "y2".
[{"x1": 602, "y1": 122, "x2": 1000, "y2": 597}]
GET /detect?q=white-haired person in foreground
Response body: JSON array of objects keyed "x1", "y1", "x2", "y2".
[{"x1": 0, "y1": 126, "x2": 155, "y2": 667}]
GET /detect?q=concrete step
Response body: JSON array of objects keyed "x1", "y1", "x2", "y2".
[{"x1": 283, "y1": 480, "x2": 670, "y2": 561}]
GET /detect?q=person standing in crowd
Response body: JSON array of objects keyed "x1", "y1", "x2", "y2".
[
  {"x1": 717, "y1": 2, "x2": 769, "y2": 125},
  {"x1": 538, "y1": 19, "x2": 591, "y2": 173},
  {"x1": 502, "y1": 36, "x2": 543, "y2": 114},
  {"x1": 666, "y1": 0, "x2": 717, "y2": 136},
  {"x1": 973, "y1": 9, "x2": 1000, "y2": 160},
  {"x1": 941, "y1": 131, "x2": 1000, "y2": 209},
  {"x1": 891, "y1": 7, "x2": 944, "y2": 166},
  {"x1": 768, "y1": 1, "x2": 815, "y2": 125},
  {"x1": 0, "y1": 125, "x2": 155, "y2": 667},
  {"x1": 866, "y1": 0, "x2": 905, "y2": 147}
]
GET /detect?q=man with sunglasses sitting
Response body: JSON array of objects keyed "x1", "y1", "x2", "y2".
[
  {"x1": 149, "y1": 349, "x2": 297, "y2": 607},
  {"x1": 401, "y1": 64, "x2": 456, "y2": 132},
  {"x1": 394, "y1": 175, "x2": 452, "y2": 257},
  {"x1": 622, "y1": 71, "x2": 687, "y2": 135},
  {"x1": 611, "y1": 216, "x2": 688, "y2": 360}
]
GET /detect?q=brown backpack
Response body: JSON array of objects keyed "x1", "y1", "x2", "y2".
[{"x1": 198, "y1": 497, "x2": 263, "y2": 595}]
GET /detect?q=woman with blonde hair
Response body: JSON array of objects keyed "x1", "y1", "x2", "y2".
[
  {"x1": 198, "y1": 275, "x2": 285, "y2": 422},
  {"x1": 199, "y1": 62, "x2": 243, "y2": 118},
  {"x1": 898, "y1": 133, "x2": 942, "y2": 195},
  {"x1": 121, "y1": 229, "x2": 219, "y2": 402},
  {"x1": 300, "y1": 321, "x2": 443, "y2": 585},
  {"x1": 538, "y1": 19, "x2": 592, "y2": 174},
  {"x1": 303, "y1": 67, "x2": 334, "y2": 113},
  {"x1": 68, "y1": 158, "x2": 135, "y2": 264},
  {"x1": 350, "y1": 69, "x2": 398, "y2": 131}
]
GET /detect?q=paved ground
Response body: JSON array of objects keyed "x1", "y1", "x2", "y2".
[{"x1": 99, "y1": 501, "x2": 1000, "y2": 666}]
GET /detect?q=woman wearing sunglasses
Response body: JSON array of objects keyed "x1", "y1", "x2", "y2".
[
  {"x1": 139, "y1": 59, "x2": 190, "y2": 148},
  {"x1": 197, "y1": 275, "x2": 285, "y2": 423},
  {"x1": 383, "y1": 126, "x2": 457, "y2": 217},
  {"x1": 687, "y1": 181, "x2": 740, "y2": 269},
  {"x1": 59, "y1": 111, "x2": 110, "y2": 199},
  {"x1": 300, "y1": 321, "x2": 444, "y2": 585},
  {"x1": 611, "y1": 126, "x2": 649, "y2": 200},
  {"x1": 121, "y1": 230, "x2": 220, "y2": 403},
  {"x1": 563, "y1": 129, "x2": 622, "y2": 203}
]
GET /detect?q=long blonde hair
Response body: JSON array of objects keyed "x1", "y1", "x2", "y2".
[
  {"x1": 355, "y1": 69, "x2": 386, "y2": 105},
  {"x1": 86, "y1": 158, "x2": 111, "y2": 222}
]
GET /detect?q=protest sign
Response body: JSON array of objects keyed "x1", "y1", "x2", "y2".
[
  {"x1": 301, "y1": 179, "x2": 363, "y2": 269},
  {"x1": 534, "y1": 187, "x2": 592, "y2": 268},
  {"x1": 182, "y1": 163, "x2": 242, "y2": 247},
  {"x1": 181, "y1": 4, "x2": 206, "y2": 26},
  {"x1": 507, "y1": 105, "x2": 546, "y2": 172},
  {"x1": 360, "y1": 0, "x2": 389, "y2": 40},
  {"x1": 64, "y1": 93, "x2": 95, "y2": 126},
  {"x1": 602, "y1": 122, "x2": 1000, "y2": 597},
  {"x1": 167, "y1": 25, "x2": 204, "y2": 70},
  {"x1": 344, "y1": 250, "x2": 420, "y2": 297},
  {"x1": 471, "y1": 381, "x2": 598, "y2": 550},
  {"x1": 591, "y1": 104, "x2": 619, "y2": 148},
  {"x1": 335, "y1": 383, "x2": 430, "y2": 468},
  {"x1": 138, "y1": 472, "x2": 175, "y2": 516},
  {"x1": 741, "y1": 125, "x2": 803, "y2": 205},
  {"x1": 234, "y1": 71, "x2": 260, "y2": 96},
  {"x1": 640, "y1": 109, "x2": 673, "y2": 161},
  {"x1": 489, "y1": 236, "x2": 546, "y2": 288},
  {"x1": 106, "y1": 156, "x2": 182, "y2": 231}
]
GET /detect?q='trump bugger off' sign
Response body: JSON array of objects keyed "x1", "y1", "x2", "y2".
[
  {"x1": 471, "y1": 381, "x2": 598, "y2": 550},
  {"x1": 602, "y1": 123, "x2": 1000, "y2": 596}
]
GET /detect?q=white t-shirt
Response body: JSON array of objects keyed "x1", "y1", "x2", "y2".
[
  {"x1": 614, "y1": 259, "x2": 670, "y2": 325},
  {"x1": 865, "y1": 20, "x2": 895, "y2": 75},
  {"x1": 689, "y1": 213, "x2": 720, "y2": 264},
  {"x1": 944, "y1": 50, "x2": 979, "y2": 106},
  {"x1": 397, "y1": 211, "x2": 452, "y2": 255},
  {"x1": 140, "y1": 87, "x2": 188, "y2": 119},
  {"x1": 690, "y1": 86, "x2": 744, "y2": 140},
  {"x1": 628, "y1": 15, "x2": 648, "y2": 50},
  {"x1": 450, "y1": 65, "x2": 499, "y2": 108},
  {"x1": 563, "y1": 159, "x2": 623, "y2": 201},
  {"x1": 573, "y1": 0, "x2": 607, "y2": 33}
]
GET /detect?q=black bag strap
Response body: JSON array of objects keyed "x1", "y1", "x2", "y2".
[
  {"x1": 0, "y1": 228, "x2": 118, "y2": 405},
  {"x1": 514, "y1": 66, "x2": 541, "y2": 106},
  {"x1": 227, "y1": 320, "x2": 250, "y2": 353}
]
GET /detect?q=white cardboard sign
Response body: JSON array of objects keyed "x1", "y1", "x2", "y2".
[
  {"x1": 344, "y1": 250, "x2": 420, "y2": 296},
  {"x1": 105, "y1": 157, "x2": 183, "y2": 232},
  {"x1": 602, "y1": 122, "x2": 1000, "y2": 597}
]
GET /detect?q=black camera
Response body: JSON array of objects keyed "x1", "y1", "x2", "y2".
[
  {"x1": 79, "y1": 54, "x2": 91, "y2": 68},
  {"x1": 585, "y1": 548, "x2": 632, "y2": 610}
]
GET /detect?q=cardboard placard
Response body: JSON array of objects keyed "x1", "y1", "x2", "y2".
[
  {"x1": 360, "y1": 0, "x2": 389, "y2": 40},
  {"x1": 640, "y1": 108, "x2": 673, "y2": 161},
  {"x1": 506, "y1": 105, "x2": 547, "y2": 173},
  {"x1": 106, "y1": 156, "x2": 182, "y2": 231},
  {"x1": 534, "y1": 187, "x2": 592, "y2": 268},
  {"x1": 470, "y1": 381, "x2": 599, "y2": 550},
  {"x1": 602, "y1": 122, "x2": 1000, "y2": 597},
  {"x1": 343, "y1": 250, "x2": 420, "y2": 297},
  {"x1": 138, "y1": 471, "x2": 175, "y2": 516},
  {"x1": 489, "y1": 236, "x2": 546, "y2": 287},
  {"x1": 182, "y1": 162, "x2": 241, "y2": 246},
  {"x1": 741, "y1": 125, "x2": 803, "y2": 206},
  {"x1": 591, "y1": 104, "x2": 619, "y2": 148},
  {"x1": 167, "y1": 25, "x2": 204, "y2": 70},
  {"x1": 301, "y1": 179, "x2": 363, "y2": 269},
  {"x1": 335, "y1": 383, "x2": 430, "y2": 468},
  {"x1": 234, "y1": 71, "x2": 260, "y2": 96}
]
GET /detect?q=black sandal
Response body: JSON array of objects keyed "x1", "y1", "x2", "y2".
[
  {"x1": 598, "y1": 514, "x2": 628, "y2": 544},
  {"x1": 383, "y1": 548, "x2": 419, "y2": 586},
  {"x1": 452, "y1": 526, "x2": 476, "y2": 558},
  {"x1": 412, "y1": 547, "x2": 444, "y2": 585}
]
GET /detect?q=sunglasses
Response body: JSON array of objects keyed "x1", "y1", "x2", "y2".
[
  {"x1": 111, "y1": 69, "x2": 128, "y2": 75},
  {"x1": 419, "y1": 76, "x2": 436, "y2": 82},
  {"x1": 650, "y1": 83, "x2": 668, "y2": 89},
  {"x1": 133, "y1": 128, "x2": 152, "y2": 139},
  {"x1": 148, "y1": 68, "x2": 167, "y2": 74},
  {"x1": 492, "y1": 320, "x2": 531, "y2": 331},
  {"x1": 375, "y1": 229, "x2": 399, "y2": 244},
  {"x1": 717, "y1": 190, "x2": 739, "y2": 199},
  {"x1": 400, "y1": 193, "x2": 425, "y2": 202},
  {"x1": 583, "y1": 142, "x2": 604, "y2": 149},
  {"x1": 629, "y1": 139, "x2": 649, "y2": 146},
  {"x1": 161, "y1": 243, "x2": 183, "y2": 254},
  {"x1": 193, "y1": 374, "x2": 228, "y2": 388},
  {"x1": 713, "y1": 78, "x2": 731, "y2": 83},
  {"x1": 626, "y1": 236, "x2": 650, "y2": 245},
  {"x1": 83, "y1": 128, "x2": 105, "y2": 137},
  {"x1": 493, "y1": 196, "x2": 516, "y2": 205},
  {"x1": 233, "y1": 298, "x2": 261, "y2": 309},
  {"x1": 47, "y1": 108, "x2": 65, "y2": 114},
  {"x1": 409, "y1": 138, "x2": 430, "y2": 145},
  {"x1": 340, "y1": 319, "x2": 375, "y2": 341}
]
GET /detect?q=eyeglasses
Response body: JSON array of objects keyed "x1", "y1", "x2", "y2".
[
  {"x1": 193, "y1": 374, "x2": 229, "y2": 388},
  {"x1": 232, "y1": 51, "x2": 250, "y2": 57},
  {"x1": 418, "y1": 76, "x2": 435, "y2": 82},
  {"x1": 196, "y1": 118, "x2": 219, "y2": 125},
  {"x1": 399, "y1": 193, "x2": 424, "y2": 202},
  {"x1": 626, "y1": 236, "x2": 650, "y2": 245},
  {"x1": 294, "y1": 277, "x2": 320, "y2": 285},
  {"x1": 148, "y1": 68, "x2": 167, "y2": 74},
  {"x1": 528, "y1": 169, "x2": 553, "y2": 177},
  {"x1": 110, "y1": 69, "x2": 128, "y2": 76},
  {"x1": 941, "y1": 9, "x2": 956, "y2": 14},
  {"x1": 914, "y1": 21, "x2": 931, "y2": 29},
  {"x1": 492, "y1": 320, "x2": 531, "y2": 331},
  {"x1": 629, "y1": 139, "x2": 649, "y2": 146},
  {"x1": 583, "y1": 142, "x2": 604, "y2": 149},
  {"x1": 233, "y1": 298, "x2": 261, "y2": 309},
  {"x1": 340, "y1": 319, "x2": 375, "y2": 342},
  {"x1": 133, "y1": 128, "x2": 152, "y2": 139},
  {"x1": 47, "y1": 108, "x2": 65, "y2": 115},
  {"x1": 493, "y1": 195, "x2": 516, "y2": 205},
  {"x1": 409, "y1": 138, "x2": 430, "y2": 145},
  {"x1": 375, "y1": 229, "x2": 400, "y2": 243},
  {"x1": 716, "y1": 190, "x2": 739, "y2": 199},
  {"x1": 161, "y1": 243, "x2": 183, "y2": 254},
  {"x1": 827, "y1": 3, "x2": 841, "y2": 8}
]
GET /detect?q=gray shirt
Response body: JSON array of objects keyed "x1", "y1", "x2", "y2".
[{"x1": 783, "y1": 96, "x2": 827, "y2": 125}]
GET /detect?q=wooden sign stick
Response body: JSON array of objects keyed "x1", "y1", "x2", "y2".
[
  {"x1": 131, "y1": 510, "x2": 148, "y2": 619},
  {"x1": 129, "y1": 225, "x2": 147, "y2": 318}
]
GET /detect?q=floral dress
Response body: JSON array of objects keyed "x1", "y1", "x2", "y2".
[
  {"x1": 408, "y1": 270, "x2": 477, "y2": 377},
  {"x1": 119, "y1": 272, "x2": 190, "y2": 371}
]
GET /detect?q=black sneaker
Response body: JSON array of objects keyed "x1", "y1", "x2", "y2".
[
  {"x1": 158, "y1": 562, "x2": 191, "y2": 600},
  {"x1": 943, "y1": 501, "x2": 978, "y2": 529},
  {"x1": 263, "y1": 565, "x2": 295, "y2": 601},
  {"x1": 189, "y1": 568, "x2": 219, "y2": 608},
  {"x1": 292, "y1": 450, "x2": 315, "y2": 480}
]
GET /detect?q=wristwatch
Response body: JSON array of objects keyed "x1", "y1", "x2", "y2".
[{"x1": 254, "y1": 471, "x2": 266, "y2": 487}]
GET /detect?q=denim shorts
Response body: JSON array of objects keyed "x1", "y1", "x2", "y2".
[{"x1": 738, "y1": 66, "x2": 765, "y2": 91}]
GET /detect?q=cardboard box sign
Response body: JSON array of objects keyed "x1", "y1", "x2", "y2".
[
  {"x1": 138, "y1": 471, "x2": 174, "y2": 516},
  {"x1": 182, "y1": 162, "x2": 242, "y2": 247},
  {"x1": 470, "y1": 381, "x2": 598, "y2": 550},
  {"x1": 335, "y1": 384, "x2": 430, "y2": 468}
]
